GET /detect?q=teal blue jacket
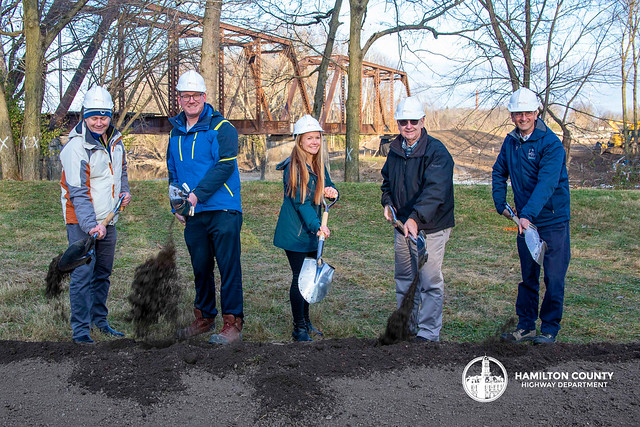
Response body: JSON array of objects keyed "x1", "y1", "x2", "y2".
[{"x1": 273, "y1": 157, "x2": 335, "y2": 252}]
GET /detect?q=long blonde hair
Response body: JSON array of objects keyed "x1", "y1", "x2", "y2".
[{"x1": 286, "y1": 133, "x2": 325, "y2": 205}]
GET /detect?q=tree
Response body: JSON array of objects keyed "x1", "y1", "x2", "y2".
[
  {"x1": 201, "y1": 0, "x2": 222, "y2": 108},
  {"x1": 616, "y1": 0, "x2": 640, "y2": 154},
  {"x1": 344, "y1": 0, "x2": 463, "y2": 181},
  {"x1": 0, "y1": 42, "x2": 19, "y2": 179},
  {"x1": 429, "y1": 0, "x2": 615, "y2": 164}
]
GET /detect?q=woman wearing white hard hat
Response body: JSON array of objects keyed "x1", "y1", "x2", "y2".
[
  {"x1": 273, "y1": 115, "x2": 338, "y2": 341},
  {"x1": 59, "y1": 86, "x2": 132, "y2": 343}
]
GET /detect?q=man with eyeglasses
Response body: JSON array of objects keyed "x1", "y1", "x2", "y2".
[
  {"x1": 381, "y1": 96, "x2": 455, "y2": 343},
  {"x1": 167, "y1": 70, "x2": 244, "y2": 344},
  {"x1": 492, "y1": 87, "x2": 571, "y2": 345}
]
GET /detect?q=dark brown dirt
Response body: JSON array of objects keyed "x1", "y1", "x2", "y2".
[
  {"x1": 44, "y1": 253, "x2": 67, "y2": 299},
  {"x1": 0, "y1": 338, "x2": 638, "y2": 425},
  {"x1": 127, "y1": 239, "x2": 182, "y2": 338}
]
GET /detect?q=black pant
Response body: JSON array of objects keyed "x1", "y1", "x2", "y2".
[
  {"x1": 285, "y1": 250, "x2": 315, "y2": 327},
  {"x1": 184, "y1": 210, "x2": 243, "y2": 318}
]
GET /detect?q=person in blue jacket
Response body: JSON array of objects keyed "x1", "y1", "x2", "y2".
[
  {"x1": 273, "y1": 115, "x2": 338, "y2": 341},
  {"x1": 492, "y1": 87, "x2": 571, "y2": 345},
  {"x1": 167, "y1": 70, "x2": 244, "y2": 344}
]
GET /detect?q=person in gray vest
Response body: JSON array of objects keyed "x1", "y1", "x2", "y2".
[
  {"x1": 59, "y1": 86, "x2": 131, "y2": 344},
  {"x1": 381, "y1": 96, "x2": 455, "y2": 342}
]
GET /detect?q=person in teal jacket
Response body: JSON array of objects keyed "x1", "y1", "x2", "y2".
[{"x1": 273, "y1": 115, "x2": 338, "y2": 341}]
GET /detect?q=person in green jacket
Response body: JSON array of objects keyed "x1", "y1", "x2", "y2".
[{"x1": 273, "y1": 115, "x2": 338, "y2": 341}]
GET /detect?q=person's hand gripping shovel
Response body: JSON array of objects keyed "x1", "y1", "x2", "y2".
[
  {"x1": 504, "y1": 203, "x2": 547, "y2": 265},
  {"x1": 379, "y1": 205, "x2": 428, "y2": 345},
  {"x1": 385, "y1": 205, "x2": 427, "y2": 270},
  {"x1": 298, "y1": 189, "x2": 340, "y2": 304},
  {"x1": 57, "y1": 195, "x2": 126, "y2": 273}
]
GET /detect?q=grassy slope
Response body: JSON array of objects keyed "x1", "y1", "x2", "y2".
[{"x1": 0, "y1": 181, "x2": 638, "y2": 343}]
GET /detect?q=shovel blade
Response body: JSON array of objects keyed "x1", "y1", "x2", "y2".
[
  {"x1": 58, "y1": 236, "x2": 95, "y2": 272},
  {"x1": 524, "y1": 226, "x2": 546, "y2": 265},
  {"x1": 298, "y1": 257, "x2": 335, "y2": 304}
]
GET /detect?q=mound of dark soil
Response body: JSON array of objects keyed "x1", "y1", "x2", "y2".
[{"x1": 1, "y1": 338, "x2": 638, "y2": 425}]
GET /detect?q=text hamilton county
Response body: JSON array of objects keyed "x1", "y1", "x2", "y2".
[{"x1": 514, "y1": 371, "x2": 613, "y2": 381}]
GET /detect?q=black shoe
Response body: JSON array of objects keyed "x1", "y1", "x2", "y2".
[
  {"x1": 292, "y1": 326, "x2": 312, "y2": 342},
  {"x1": 500, "y1": 328, "x2": 536, "y2": 343},
  {"x1": 412, "y1": 336, "x2": 437, "y2": 343},
  {"x1": 73, "y1": 335, "x2": 95, "y2": 344},
  {"x1": 305, "y1": 320, "x2": 324, "y2": 337},
  {"x1": 533, "y1": 333, "x2": 556, "y2": 345}
]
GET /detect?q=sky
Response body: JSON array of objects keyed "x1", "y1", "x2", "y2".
[{"x1": 348, "y1": 0, "x2": 626, "y2": 117}]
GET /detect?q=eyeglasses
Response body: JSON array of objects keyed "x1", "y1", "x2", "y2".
[
  {"x1": 398, "y1": 119, "x2": 420, "y2": 127},
  {"x1": 511, "y1": 111, "x2": 536, "y2": 118},
  {"x1": 179, "y1": 93, "x2": 203, "y2": 102}
]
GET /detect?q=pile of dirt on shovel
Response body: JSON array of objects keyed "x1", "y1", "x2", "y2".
[{"x1": 127, "y1": 239, "x2": 182, "y2": 338}]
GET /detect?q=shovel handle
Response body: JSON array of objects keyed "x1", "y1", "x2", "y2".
[
  {"x1": 318, "y1": 210, "x2": 329, "y2": 241},
  {"x1": 99, "y1": 194, "x2": 126, "y2": 227},
  {"x1": 505, "y1": 203, "x2": 520, "y2": 226}
]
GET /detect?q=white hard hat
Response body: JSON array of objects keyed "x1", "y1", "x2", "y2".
[
  {"x1": 82, "y1": 86, "x2": 114, "y2": 111},
  {"x1": 176, "y1": 70, "x2": 206, "y2": 92},
  {"x1": 293, "y1": 115, "x2": 323, "y2": 136},
  {"x1": 394, "y1": 96, "x2": 425, "y2": 120},
  {"x1": 507, "y1": 87, "x2": 540, "y2": 112}
]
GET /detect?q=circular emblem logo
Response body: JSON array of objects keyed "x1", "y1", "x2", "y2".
[{"x1": 462, "y1": 356, "x2": 508, "y2": 402}]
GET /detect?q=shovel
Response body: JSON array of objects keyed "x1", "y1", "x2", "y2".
[
  {"x1": 505, "y1": 203, "x2": 547, "y2": 265},
  {"x1": 385, "y1": 205, "x2": 427, "y2": 270},
  {"x1": 57, "y1": 195, "x2": 125, "y2": 272},
  {"x1": 298, "y1": 190, "x2": 340, "y2": 304}
]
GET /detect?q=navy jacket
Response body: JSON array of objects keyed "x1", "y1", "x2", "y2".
[
  {"x1": 380, "y1": 129, "x2": 455, "y2": 233},
  {"x1": 273, "y1": 157, "x2": 335, "y2": 252},
  {"x1": 492, "y1": 118, "x2": 570, "y2": 227},
  {"x1": 167, "y1": 103, "x2": 242, "y2": 213}
]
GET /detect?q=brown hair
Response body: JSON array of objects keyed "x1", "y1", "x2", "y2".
[{"x1": 286, "y1": 133, "x2": 325, "y2": 205}]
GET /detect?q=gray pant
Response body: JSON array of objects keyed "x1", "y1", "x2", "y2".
[{"x1": 394, "y1": 227, "x2": 451, "y2": 341}]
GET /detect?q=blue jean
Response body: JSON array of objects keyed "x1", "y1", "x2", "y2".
[
  {"x1": 183, "y1": 210, "x2": 243, "y2": 319},
  {"x1": 516, "y1": 221, "x2": 571, "y2": 336},
  {"x1": 67, "y1": 224, "x2": 117, "y2": 340}
]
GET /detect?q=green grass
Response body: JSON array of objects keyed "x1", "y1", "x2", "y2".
[{"x1": 0, "y1": 181, "x2": 638, "y2": 344}]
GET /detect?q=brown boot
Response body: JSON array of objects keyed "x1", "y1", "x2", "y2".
[
  {"x1": 176, "y1": 308, "x2": 215, "y2": 340},
  {"x1": 208, "y1": 314, "x2": 243, "y2": 344}
]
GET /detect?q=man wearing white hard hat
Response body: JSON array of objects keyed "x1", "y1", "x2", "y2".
[
  {"x1": 59, "y1": 86, "x2": 132, "y2": 343},
  {"x1": 492, "y1": 87, "x2": 571, "y2": 345},
  {"x1": 167, "y1": 70, "x2": 244, "y2": 344},
  {"x1": 381, "y1": 96, "x2": 455, "y2": 343}
]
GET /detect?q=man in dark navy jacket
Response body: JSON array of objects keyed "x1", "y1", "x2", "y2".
[
  {"x1": 492, "y1": 87, "x2": 571, "y2": 345},
  {"x1": 381, "y1": 96, "x2": 455, "y2": 343}
]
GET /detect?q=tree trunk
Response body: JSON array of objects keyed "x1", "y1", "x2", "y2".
[
  {"x1": 0, "y1": 51, "x2": 20, "y2": 180},
  {"x1": 22, "y1": 0, "x2": 44, "y2": 181},
  {"x1": 345, "y1": 0, "x2": 367, "y2": 182},
  {"x1": 49, "y1": 6, "x2": 118, "y2": 130},
  {"x1": 633, "y1": 30, "x2": 638, "y2": 156},
  {"x1": 201, "y1": 0, "x2": 221, "y2": 109},
  {"x1": 313, "y1": 0, "x2": 343, "y2": 119}
]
